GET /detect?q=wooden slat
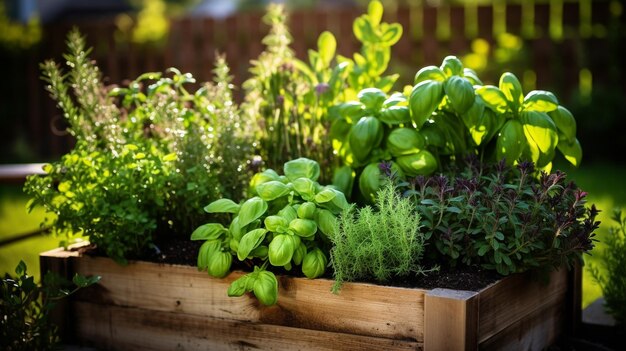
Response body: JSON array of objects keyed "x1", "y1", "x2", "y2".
[
  {"x1": 477, "y1": 268, "x2": 568, "y2": 343},
  {"x1": 423, "y1": 289, "x2": 479, "y2": 351},
  {"x1": 479, "y1": 297, "x2": 564, "y2": 350},
  {"x1": 72, "y1": 301, "x2": 421, "y2": 351},
  {"x1": 42, "y1": 248, "x2": 426, "y2": 341}
]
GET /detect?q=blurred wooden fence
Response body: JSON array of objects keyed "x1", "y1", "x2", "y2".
[{"x1": 6, "y1": 0, "x2": 625, "y2": 159}]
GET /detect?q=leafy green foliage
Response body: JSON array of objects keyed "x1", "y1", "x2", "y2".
[
  {"x1": 24, "y1": 30, "x2": 255, "y2": 263},
  {"x1": 192, "y1": 158, "x2": 348, "y2": 305},
  {"x1": 398, "y1": 159, "x2": 598, "y2": 275},
  {"x1": 334, "y1": 55, "x2": 585, "y2": 203},
  {"x1": 330, "y1": 181, "x2": 426, "y2": 292},
  {"x1": 590, "y1": 210, "x2": 626, "y2": 326},
  {"x1": 1, "y1": 261, "x2": 99, "y2": 351},
  {"x1": 243, "y1": 1, "x2": 401, "y2": 183}
]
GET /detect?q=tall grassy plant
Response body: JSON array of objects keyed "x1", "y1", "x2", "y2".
[{"x1": 330, "y1": 181, "x2": 425, "y2": 292}]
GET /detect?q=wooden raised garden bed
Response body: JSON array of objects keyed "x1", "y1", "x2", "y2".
[{"x1": 41, "y1": 246, "x2": 580, "y2": 351}]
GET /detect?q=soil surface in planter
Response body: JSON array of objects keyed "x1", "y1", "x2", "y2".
[{"x1": 88, "y1": 235, "x2": 502, "y2": 291}]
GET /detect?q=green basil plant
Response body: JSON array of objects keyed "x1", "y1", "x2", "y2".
[
  {"x1": 191, "y1": 158, "x2": 348, "y2": 305},
  {"x1": 331, "y1": 55, "x2": 582, "y2": 202}
]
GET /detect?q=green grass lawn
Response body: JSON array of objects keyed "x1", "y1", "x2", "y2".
[
  {"x1": 1, "y1": 162, "x2": 624, "y2": 307},
  {"x1": 561, "y1": 162, "x2": 626, "y2": 308},
  {"x1": 0, "y1": 184, "x2": 59, "y2": 279}
]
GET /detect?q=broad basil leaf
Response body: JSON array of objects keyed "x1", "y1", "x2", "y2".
[
  {"x1": 395, "y1": 150, "x2": 438, "y2": 177},
  {"x1": 264, "y1": 216, "x2": 289, "y2": 233},
  {"x1": 521, "y1": 110, "x2": 558, "y2": 166},
  {"x1": 291, "y1": 177, "x2": 317, "y2": 200},
  {"x1": 227, "y1": 274, "x2": 251, "y2": 297},
  {"x1": 440, "y1": 55, "x2": 463, "y2": 77},
  {"x1": 302, "y1": 249, "x2": 328, "y2": 279},
  {"x1": 523, "y1": 90, "x2": 559, "y2": 112},
  {"x1": 548, "y1": 105, "x2": 576, "y2": 142},
  {"x1": 255, "y1": 181, "x2": 291, "y2": 201},
  {"x1": 496, "y1": 119, "x2": 526, "y2": 165},
  {"x1": 557, "y1": 138, "x2": 582, "y2": 167},
  {"x1": 277, "y1": 205, "x2": 298, "y2": 223},
  {"x1": 268, "y1": 234, "x2": 296, "y2": 266},
  {"x1": 358, "y1": 163, "x2": 381, "y2": 203},
  {"x1": 409, "y1": 80, "x2": 444, "y2": 128},
  {"x1": 238, "y1": 197, "x2": 268, "y2": 228},
  {"x1": 314, "y1": 188, "x2": 337, "y2": 203},
  {"x1": 331, "y1": 166, "x2": 354, "y2": 199},
  {"x1": 499, "y1": 72, "x2": 524, "y2": 110},
  {"x1": 191, "y1": 223, "x2": 227, "y2": 241},
  {"x1": 284, "y1": 158, "x2": 321, "y2": 182},
  {"x1": 292, "y1": 242, "x2": 307, "y2": 266},
  {"x1": 387, "y1": 128, "x2": 425, "y2": 156},
  {"x1": 335, "y1": 101, "x2": 365, "y2": 122},
  {"x1": 444, "y1": 75, "x2": 475, "y2": 114},
  {"x1": 414, "y1": 65, "x2": 446, "y2": 84},
  {"x1": 207, "y1": 251, "x2": 232, "y2": 278},
  {"x1": 349, "y1": 116, "x2": 383, "y2": 162},
  {"x1": 476, "y1": 85, "x2": 510, "y2": 114},
  {"x1": 316, "y1": 209, "x2": 338, "y2": 239},
  {"x1": 249, "y1": 169, "x2": 280, "y2": 195},
  {"x1": 237, "y1": 229, "x2": 268, "y2": 261},
  {"x1": 463, "y1": 68, "x2": 483, "y2": 85},
  {"x1": 297, "y1": 202, "x2": 317, "y2": 220},
  {"x1": 253, "y1": 271, "x2": 278, "y2": 306},
  {"x1": 289, "y1": 218, "x2": 318, "y2": 238},
  {"x1": 203, "y1": 198, "x2": 240, "y2": 214},
  {"x1": 197, "y1": 240, "x2": 221, "y2": 269},
  {"x1": 358, "y1": 88, "x2": 387, "y2": 111},
  {"x1": 378, "y1": 106, "x2": 410, "y2": 124}
]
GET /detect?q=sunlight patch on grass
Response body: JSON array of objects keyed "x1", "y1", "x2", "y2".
[
  {"x1": 564, "y1": 163, "x2": 626, "y2": 308},
  {"x1": 0, "y1": 185, "x2": 58, "y2": 279}
]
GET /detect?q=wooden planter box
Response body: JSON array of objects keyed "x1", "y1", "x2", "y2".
[{"x1": 41, "y1": 247, "x2": 580, "y2": 351}]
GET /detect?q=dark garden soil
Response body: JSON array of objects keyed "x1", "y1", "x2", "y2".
[{"x1": 87, "y1": 235, "x2": 502, "y2": 292}]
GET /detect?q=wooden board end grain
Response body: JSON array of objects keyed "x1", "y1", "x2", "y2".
[{"x1": 423, "y1": 289, "x2": 479, "y2": 351}]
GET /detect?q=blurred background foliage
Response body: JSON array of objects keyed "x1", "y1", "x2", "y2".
[{"x1": 1, "y1": 0, "x2": 625, "y2": 308}]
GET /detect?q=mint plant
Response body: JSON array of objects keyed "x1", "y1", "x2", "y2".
[
  {"x1": 24, "y1": 30, "x2": 255, "y2": 263},
  {"x1": 398, "y1": 158, "x2": 598, "y2": 275},
  {"x1": 1, "y1": 261, "x2": 100, "y2": 351},
  {"x1": 192, "y1": 158, "x2": 348, "y2": 305}
]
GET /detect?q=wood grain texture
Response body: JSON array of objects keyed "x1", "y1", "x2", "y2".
[
  {"x1": 42, "y1": 248, "x2": 426, "y2": 341},
  {"x1": 479, "y1": 300, "x2": 564, "y2": 350},
  {"x1": 41, "y1": 248, "x2": 577, "y2": 351},
  {"x1": 424, "y1": 289, "x2": 479, "y2": 351},
  {"x1": 477, "y1": 268, "x2": 568, "y2": 344},
  {"x1": 72, "y1": 301, "x2": 422, "y2": 351}
]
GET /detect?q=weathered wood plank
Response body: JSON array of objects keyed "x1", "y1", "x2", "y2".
[
  {"x1": 72, "y1": 301, "x2": 422, "y2": 351},
  {"x1": 478, "y1": 268, "x2": 568, "y2": 343},
  {"x1": 424, "y1": 289, "x2": 479, "y2": 351},
  {"x1": 479, "y1": 298, "x2": 564, "y2": 350},
  {"x1": 42, "y1": 248, "x2": 426, "y2": 341}
]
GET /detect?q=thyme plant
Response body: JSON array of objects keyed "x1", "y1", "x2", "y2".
[{"x1": 398, "y1": 159, "x2": 598, "y2": 275}]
